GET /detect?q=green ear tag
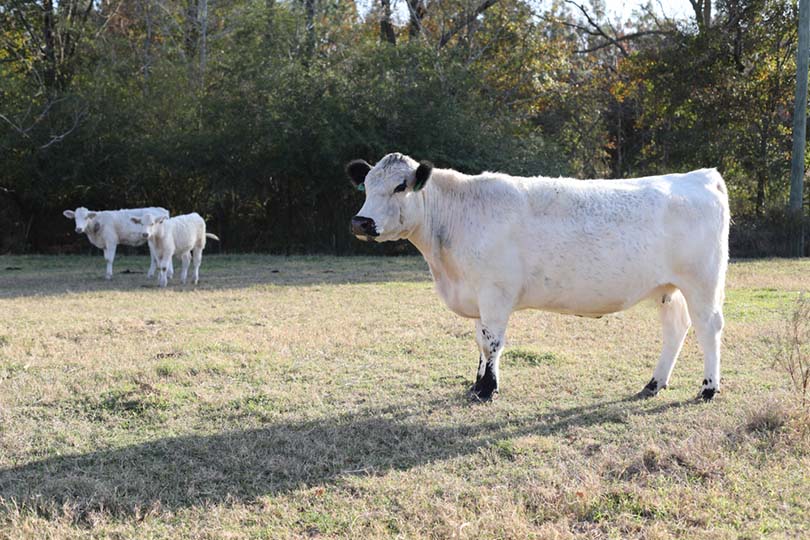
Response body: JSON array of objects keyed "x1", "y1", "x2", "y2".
[{"x1": 356, "y1": 184, "x2": 365, "y2": 192}]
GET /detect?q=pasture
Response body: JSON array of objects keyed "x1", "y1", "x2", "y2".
[{"x1": 0, "y1": 254, "x2": 808, "y2": 539}]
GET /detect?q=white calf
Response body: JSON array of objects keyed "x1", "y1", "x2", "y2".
[
  {"x1": 131, "y1": 212, "x2": 219, "y2": 287},
  {"x1": 63, "y1": 206, "x2": 171, "y2": 279},
  {"x1": 347, "y1": 153, "x2": 729, "y2": 402}
]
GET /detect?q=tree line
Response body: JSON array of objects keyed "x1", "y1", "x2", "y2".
[{"x1": 1, "y1": 0, "x2": 807, "y2": 256}]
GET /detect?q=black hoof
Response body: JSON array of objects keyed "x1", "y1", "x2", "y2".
[
  {"x1": 469, "y1": 379, "x2": 499, "y2": 402},
  {"x1": 636, "y1": 377, "x2": 661, "y2": 399},
  {"x1": 468, "y1": 387, "x2": 499, "y2": 402},
  {"x1": 698, "y1": 387, "x2": 717, "y2": 402}
]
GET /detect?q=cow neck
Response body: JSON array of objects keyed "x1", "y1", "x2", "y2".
[
  {"x1": 407, "y1": 172, "x2": 464, "y2": 282},
  {"x1": 153, "y1": 223, "x2": 168, "y2": 254}
]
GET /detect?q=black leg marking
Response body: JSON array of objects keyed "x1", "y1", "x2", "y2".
[
  {"x1": 470, "y1": 361, "x2": 498, "y2": 402},
  {"x1": 700, "y1": 387, "x2": 717, "y2": 401},
  {"x1": 636, "y1": 377, "x2": 660, "y2": 399}
]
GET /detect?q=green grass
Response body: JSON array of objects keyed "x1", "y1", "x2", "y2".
[{"x1": 0, "y1": 254, "x2": 809, "y2": 539}]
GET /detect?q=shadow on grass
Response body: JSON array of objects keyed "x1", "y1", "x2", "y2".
[
  {"x1": 0, "y1": 254, "x2": 431, "y2": 299},
  {"x1": 0, "y1": 395, "x2": 695, "y2": 521}
]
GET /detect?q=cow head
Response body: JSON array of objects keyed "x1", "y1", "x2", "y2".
[
  {"x1": 63, "y1": 207, "x2": 98, "y2": 234},
  {"x1": 346, "y1": 153, "x2": 433, "y2": 242},
  {"x1": 130, "y1": 213, "x2": 167, "y2": 241}
]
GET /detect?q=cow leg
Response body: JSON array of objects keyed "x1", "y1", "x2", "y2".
[
  {"x1": 103, "y1": 243, "x2": 117, "y2": 280},
  {"x1": 639, "y1": 289, "x2": 691, "y2": 398},
  {"x1": 682, "y1": 286, "x2": 724, "y2": 401},
  {"x1": 470, "y1": 315, "x2": 508, "y2": 402},
  {"x1": 159, "y1": 257, "x2": 173, "y2": 287},
  {"x1": 180, "y1": 252, "x2": 191, "y2": 284},
  {"x1": 191, "y1": 247, "x2": 203, "y2": 285},
  {"x1": 147, "y1": 245, "x2": 157, "y2": 279}
]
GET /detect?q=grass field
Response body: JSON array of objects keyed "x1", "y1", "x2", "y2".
[{"x1": 0, "y1": 254, "x2": 809, "y2": 539}]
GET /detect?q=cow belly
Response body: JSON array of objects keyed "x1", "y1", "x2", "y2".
[
  {"x1": 435, "y1": 279, "x2": 480, "y2": 319},
  {"x1": 519, "y1": 274, "x2": 671, "y2": 317}
]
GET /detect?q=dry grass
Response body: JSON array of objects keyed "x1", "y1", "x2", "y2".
[{"x1": 0, "y1": 254, "x2": 809, "y2": 539}]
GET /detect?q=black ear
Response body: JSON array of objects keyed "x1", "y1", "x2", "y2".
[
  {"x1": 346, "y1": 159, "x2": 372, "y2": 189},
  {"x1": 413, "y1": 161, "x2": 433, "y2": 192}
]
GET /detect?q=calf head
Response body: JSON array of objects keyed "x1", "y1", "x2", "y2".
[
  {"x1": 63, "y1": 207, "x2": 98, "y2": 234},
  {"x1": 346, "y1": 153, "x2": 433, "y2": 242},
  {"x1": 130, "y1": 213, "x2": 167, "y2": 240}
]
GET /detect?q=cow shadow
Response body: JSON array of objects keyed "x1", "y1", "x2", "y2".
[{"x1": 0, "y1": 395, "x2": 694, "y2": 522}]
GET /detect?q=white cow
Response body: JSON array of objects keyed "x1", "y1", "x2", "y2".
[
  {"x1": 130, "y1": 212, "x2": 219, "y2": 288},
  {"x1": 63, "y1": 206, "x2": 171, "y2": 280},
  {"x1": 346, "y1": 153, "x2": 729, "y2": 402}
]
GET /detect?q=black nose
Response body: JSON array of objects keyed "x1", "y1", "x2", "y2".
[
  {"x1": 75, "y1": 228, "x2": 83, "y2": 233},
  {"x1": 142, "y1": 233, "x2": 149, "y2": 239},
  {"x1": 351, "y1": 216, "x2": 378, "y2": 237}
]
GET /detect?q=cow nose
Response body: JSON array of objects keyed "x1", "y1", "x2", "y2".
[
  {"x1": 75, "y1": 227, "x2": 83, "y2": 233},
  {"x1": 351, "y1": 216, "x2": 378, "y2": 237},
  {"x1": 142, "y1": 233, "x2": 149, "y2": 239}
]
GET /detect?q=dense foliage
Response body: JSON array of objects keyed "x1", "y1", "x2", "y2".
[{"x1": 0, "y1": 0, "x2": 807, "y2": 255}]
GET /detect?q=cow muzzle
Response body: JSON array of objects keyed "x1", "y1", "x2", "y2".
[
  {"x1": 350, "y1": 216, "x2": 379, "y2": 239},
  {"x1": 75, "y1": 227, "x2": 84, "y2": 234}
]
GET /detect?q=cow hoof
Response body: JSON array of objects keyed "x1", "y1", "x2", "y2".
[
  {"x1": 468, "y1": 388, "x2": 499, "y2": 402},
  {"x1": 468, "y1": 382, "x2": 499, "y2": 402},
  {"x1": 697, "y1": 387, "x2": 717, "y2": 402},
  {"x1": 636, "y1": 377, "x2": 662, "y2": 399}
]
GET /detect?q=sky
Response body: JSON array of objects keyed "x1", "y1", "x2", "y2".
[
  {"x1": 600, "y1": 0, "x2": 694, "y2": 21},
  {"x1": 362, "y1": 0, "x2": 697, "y2": 25}
]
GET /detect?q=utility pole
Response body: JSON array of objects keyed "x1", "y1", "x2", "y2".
[{"x1": 789, "y1": 0, "x2": 809, "y2": 256}]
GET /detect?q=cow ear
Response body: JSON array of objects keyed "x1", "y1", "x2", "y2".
[
  {"x1": 411, "y1": 161, "x2": 433, "y2": 192},
  {"x1": 63, "y1": 210, "x2": 75, "y2": 219},
  {"x1": 346, "y1": 159, "x2": 372, "y2": 191}
]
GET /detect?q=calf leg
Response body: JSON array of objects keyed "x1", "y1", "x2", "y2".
[
  {"x1": 639, "y1": 290, "x2": 691, "y2": 398},
  {"x1": 147, "y1": 246, "x2": 157, "y2": 279},
  {"x1": 158, "y1": 256, "x2": 171, "y2": 288},
  {"x1": 191, "y1": 247, "x2": 203, "y2": 285},
  {"x1": 180, "y1": 252, "x2": 192, "y2": 284},
  {"x1": 103, "y1": 243, "x2": 117, "y2": 280}
]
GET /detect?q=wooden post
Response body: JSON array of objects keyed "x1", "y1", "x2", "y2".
[{"x1": 789, "y1": 0, "x2": 809, "y2": 256}]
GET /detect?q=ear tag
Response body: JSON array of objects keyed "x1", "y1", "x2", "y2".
[{"x1": 356, "y1": 184, "x2": 365, "y2": 192}]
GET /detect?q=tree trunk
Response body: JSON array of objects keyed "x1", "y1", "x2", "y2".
[
  {"x1": 789, "y1": 0, "x2": 809, "y2": 256},
  {"x1": 689, "y1": 0, "x2": 711, "y2": 32},
  {"x1": 303, "y1": 0, "x2": 316, "y2": 63},
  {"x1": 199, "y1": 0, "x2": 208, "y2": 91},
  {"x1": 380, "y1": 0, "x2": 396, "y2": 45},
  {"x1": 42, "y1": 0, "x2": 57, "y2": 88},
  {"x1": 406, "y1": 0, "x2": 426, "y2": 39},
  {"x1": 142, "y1": 0, "x2": 153, "y2": 93}
]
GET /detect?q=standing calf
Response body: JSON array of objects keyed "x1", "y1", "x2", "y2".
[
  {"x1": 63, "y1": 206, "x2": 170, "y2": 279},
  {"x1": 131, "y1": 212, "x2": 219, "y2": 287},
  {"x1": 347, "y1": 153, "x2": 729, "y2": 402}
]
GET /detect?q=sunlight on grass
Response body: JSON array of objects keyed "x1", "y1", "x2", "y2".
[{"x1": 0, "y1": 255, "x2": 808, "y2": 538}]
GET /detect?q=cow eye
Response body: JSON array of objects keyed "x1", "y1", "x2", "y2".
[{"x1": 393, "y1": 181, "x2": 407, "y2": 194}]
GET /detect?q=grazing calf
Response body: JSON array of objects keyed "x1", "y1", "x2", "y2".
[
  {"x1": 63, "y1": 206, "x2": 171, "y2": 279},
  {"x1": 346, "y1": 153, "x2": 729, "y2": 402},
  {"x1": 131, "y1": 212, "x2": 219, "y2": 288}
]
